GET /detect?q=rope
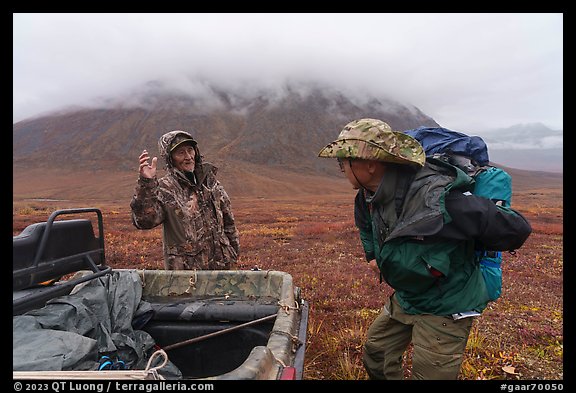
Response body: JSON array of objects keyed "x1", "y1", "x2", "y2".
[
  {"x1": 143, "y1": 349, "x2": 169, "y2": 380},
  {"x1": 270, "y1": 330, "x2": 302, "y2": 354},
  {"x1": 270, "y1": 330, "x2": 300, "y2": 343},
  {"x1": 269, "y1": 330, "x2": 302, "y2": 367},
  {"x1": 145, "y1": 349, "x2": 168, "y2": 370},
  {"x1": 272, "y1": 354, "x2": 287, "y2": 368},
  {"x1": 278, "y1": 300, "x2": 299, "y2": 314},
  {"x1": 162, "y1": 314, "x2": 277, "y2": 351},
  {"x1": 13, "y1": 350, "x2": 170, "y2": 380},
  {"x1": 185, "y1": 270, "x2": 197, "y2": 294}
]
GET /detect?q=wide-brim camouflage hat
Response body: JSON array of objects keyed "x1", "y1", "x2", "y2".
[{"x1": 317, "y1": 118, "x2": 425, "y2": 167}]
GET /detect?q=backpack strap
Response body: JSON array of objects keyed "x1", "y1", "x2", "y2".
[{"x1": 393, "y1": 165, "x2": 417, "y2": 218}]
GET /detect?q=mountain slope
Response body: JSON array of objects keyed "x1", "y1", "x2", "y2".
[
  {"x1": 13, "y1": 83, "x2": 561, "y2": 201},
  {"x1": 13, "y1": 84, "x2": 438, "y2": 174}
]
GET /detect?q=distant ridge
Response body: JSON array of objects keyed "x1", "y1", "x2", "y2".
[
  {"x1": 13, "y1": 82, "x2": 438, "y2": 173},
  {"x1": 481, "y1": 123, "x2": 562, "y2": 173},
  {"x1": 13, "y1": 82, "x2": 561, "y2": 201}
]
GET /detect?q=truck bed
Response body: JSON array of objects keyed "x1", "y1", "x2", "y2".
[{"x1": 13, "y1": 209, "x2": 309, "y2": 380}]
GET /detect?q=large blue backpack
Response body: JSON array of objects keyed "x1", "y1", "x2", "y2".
[{"x1": 404, "y1": 126, "x2": 512, "y2": 301}]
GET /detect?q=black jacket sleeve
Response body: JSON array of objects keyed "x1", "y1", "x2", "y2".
[{"x1": 437, "y1": 190, "x2": 532, "y2": 251}]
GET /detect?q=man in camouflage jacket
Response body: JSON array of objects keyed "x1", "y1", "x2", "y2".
[{"x1": 130, "y1": 130, "x2": 240, "y2": 270}]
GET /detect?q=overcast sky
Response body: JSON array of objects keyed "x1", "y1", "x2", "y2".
[{"x1": 13, "y1": 13, "x2": 563, "y2": 135}]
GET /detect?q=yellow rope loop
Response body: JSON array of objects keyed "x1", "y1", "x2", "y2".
[
  {"x1": 144, "y1": 349, "x2": 168, "y2": 380},
  {"x1": 277, "y1": 300, "x2": 300, "y2": 315},
  {"x1": 286, "y1": 331, "x2": 301, "y2": 352},
  {"x1": 270, "y1": 330, "x2": 302, "y2": 354},
  {"x1": 277, "y1": 302, "x2": 291, "y2": 315},
  {"x1": 185, "y1": 270, "x2": 197, "y2": 294},
  {"x1": 272, "y1": 353, "x2": 287, "y2": 368}
]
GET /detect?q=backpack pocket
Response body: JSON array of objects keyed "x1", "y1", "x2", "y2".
[
  {"x1": 478, "y1": 252, "x2": 502, "y2": 301},
  {"x1": 473, "y1": 167, "x2": 512, "y2": 207},
  {"x1": 378, "y1": 241, "x2": 452, "y2": 295}
]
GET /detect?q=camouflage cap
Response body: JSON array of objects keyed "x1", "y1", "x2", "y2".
[
  {"x1": 317, "y1": 118, "x2": 425, "y2": 167},
  {"x1": 169, "y1": 134, "x2": 197, "y2": 153},
  {"x1": 158, "y1": 130, "x2": 200, "y2": 169}
]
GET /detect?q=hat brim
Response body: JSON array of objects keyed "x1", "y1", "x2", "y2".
[
  {"x1": 169, "y1": 139, "x2": 197, "y2": 153},
  {"x1": 318, "y1": 132, "x2": 425, "y2": 167}
]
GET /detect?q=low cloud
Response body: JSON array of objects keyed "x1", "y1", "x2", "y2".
[
  {"x1": 487, "y1": 136, "x2": 563, "y2": 150},
  {"x1": 13, "y1": 13, "x2": 563, "y2": 135}
]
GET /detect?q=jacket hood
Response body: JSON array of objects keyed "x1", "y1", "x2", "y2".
[
  {"x1": 158, "y1": 130, "x2": 202, "y2": 170},
  {"x1": 158, "y1": 130, "x2": 218, "y2": 187}
]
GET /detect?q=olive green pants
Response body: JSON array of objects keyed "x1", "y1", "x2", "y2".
[{"x1": 362, "y1": 293, "x2": 474, "y2": 380}]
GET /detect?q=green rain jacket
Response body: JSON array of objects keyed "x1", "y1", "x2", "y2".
[{"x1": 355, "y1": 158, "x2": 532, "y2": 316}]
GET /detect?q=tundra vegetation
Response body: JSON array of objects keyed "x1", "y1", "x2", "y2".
[{"x1": 13, "y1": 187, "x2": 562, "y2": 380}]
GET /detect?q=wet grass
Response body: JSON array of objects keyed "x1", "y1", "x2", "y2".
[{"x1": 12, "y1": 189, "x2": 563, "y2": 380}]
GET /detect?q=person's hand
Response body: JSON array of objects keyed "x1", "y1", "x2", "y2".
[{"x1": 139, "y1": 149, "x2": 157, "y2": 179}]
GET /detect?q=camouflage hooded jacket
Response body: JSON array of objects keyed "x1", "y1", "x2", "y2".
[{"x1": 130, "y1": 130, "x2": 240, "y2": 270}]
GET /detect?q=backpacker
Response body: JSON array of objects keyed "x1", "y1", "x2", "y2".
[{"x1": 403, "y1": 126, "x2": 512, "y2": 301}]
